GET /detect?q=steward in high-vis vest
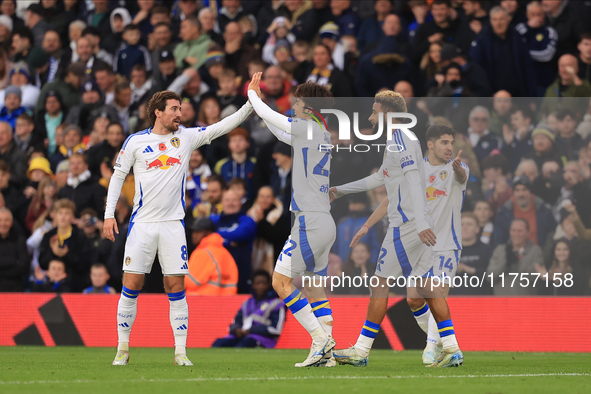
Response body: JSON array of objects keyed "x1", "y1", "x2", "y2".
[{"x1": 185, "y1": 219, "x2": 238, "y2": 295}]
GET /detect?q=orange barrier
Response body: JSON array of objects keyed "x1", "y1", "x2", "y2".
[{"x1": 1, "y1": 294, "x2": 589, "y2": 352}]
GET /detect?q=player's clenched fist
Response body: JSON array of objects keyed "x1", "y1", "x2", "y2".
[{"x1": 103, "y1": 218, "x2": 119, "y2": 242}]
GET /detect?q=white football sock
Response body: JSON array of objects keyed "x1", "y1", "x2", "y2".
[{"x1": 168, "y1": 291, "x2": 189, "y2": 355}]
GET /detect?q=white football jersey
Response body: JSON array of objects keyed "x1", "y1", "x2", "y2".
[
  {"x1": 288, "y1": 118, "x2": 332, "y2": 214},
  {"x1": 423, "y1": 157, "x2": 469, "y2": 251},
  {"x1": 111, "y1": 103, "x2": 252, "y2": 222},
  {"x1": 379, "y1": 129, "x2": 430, "y2": 228}
]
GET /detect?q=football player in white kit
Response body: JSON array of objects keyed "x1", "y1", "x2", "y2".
[
  {"x1": 103, "y1": 90, "x2": 253, "y2": 366},
  {"x1": 330, "y1": 92, "x2": 463, "y2": 368},
  {"x1": 247, "y1": 72, "x2": 337, "y2": 367},
  {"x1": 405, "y1": 124, "x2": 468, "y2": 366}
]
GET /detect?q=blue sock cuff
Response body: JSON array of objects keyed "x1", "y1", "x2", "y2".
[
  {"x1": 122, "y1": 286, "x2": 140, "y2": 299},
  {"x1": 284, "y1": 290, "x2": 308, "y2": 314},
  {"x1": 310, "y1": 300, "x2": 332, "y2": 317},
  {"x1": 168, "y1": 290, "x2": 186, "y2": 301},
  {"x1": 412, "y1": 302, "x2": 429, "y2": 317},
  {"x1": 437, "y1": 319, "x2": 455, "y2": 337},
  {"x1": 361, "y1": 319, "x2": 380, "y2": 339}
]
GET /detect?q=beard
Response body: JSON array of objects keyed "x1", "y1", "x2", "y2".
[{"x1": 164, "y1": 119, "x2": 180, "y2": 132}]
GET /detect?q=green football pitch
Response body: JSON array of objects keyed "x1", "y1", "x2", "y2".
[{"x1": 0, "y1": 347, "x2": 589, "y2": 394}]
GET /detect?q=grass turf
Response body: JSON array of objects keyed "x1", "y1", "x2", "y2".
[{"x1": 0, "y1": 347, "x2": 589, "y2": 394}]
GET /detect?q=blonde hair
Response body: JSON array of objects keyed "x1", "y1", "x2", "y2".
[{"x1": 375, "y1": 90, "x2": 407, "y2": 113}]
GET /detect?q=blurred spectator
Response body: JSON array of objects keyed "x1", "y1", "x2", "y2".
[
  {"x1": 531, "y1": 159, "x2": 563, "y2": 206},
  {"x1": 578, "y1": 33, "x2": 591, "y2": 84},
  {"x1": 84, "y1": 0, "x2": 110, "y2": 37},
  {"x1": 31, "y1": 259, "x2": 70, "y2": 292},
  {"x1": 514, "y1": 159, "x2": 539, "y2": 184},
  {"x1": 488, "y1": 90, "x2": 512, "y2": 138},
  {"x1": 94, "y1": 64, "x2": 116, "y2": 105},
  {"x1": 39, "y1": 198, "x2": 90, "y2": 292},
  {"x1": 0, "y1": 207, "x2": 28, "y2": 291},
  {"x1": 49, "y1": 124, "x2": 84, "y2": 171},
  {"x1": 174, "y1": 16, "x2": 211, "y2": 70},
  {"x1": 75, "y1": 37, "x2": 109, "y2": 78},
  {"x1": 554, "y1": 109, "x2": 583, "y2": 161},
  {"x1": 41, "y1": 30, "x2": 68, "y2": 85},
  {"x1": 500, "y1": 0, "x2": 526, "y2": 26},
  {"x1": 542, "y1": 0, "x2": 584, "y2": 59},
  {"x1": 78, "y1": 207, "x2": 102, "y2": 257},
  {"x1": 34, "y1": 90, "x2": 64, "y2": 156},
  {"x1": 0, "y1": 1, "x2": 23, "y2": 33},
  {"x1": 339, "y1": 242, "x2": 372, "y2": 295},
  {"x1": 186, "y1": 148, "x2": 211, "y2": 213},
  {"x1": 539, "y1": 238, "x2": 590, "y2": 295},
  {"x1": 0, "y1": 48, "x2": 12, "y2": 90},
  {"x1": 185, "y1": 218, "x2": 238, "y2": 295},
  {"x1": 0, "y1": 159, "x2": 26, "y2": 226},
  {"x1": 224, "y1": 21, "x2": 261, "y2": 81},
  {"x1": 0, "y1": 121, "x2": 26, "y2": 182},
  {"x1": 494, "y1": 175, "x2": 556, "y2": 247},
  {"x1": 302, "y1": 43, "x2": 352, "y2": 97},
  {"x1": 82, "y1": 262, "x2": 116, "y2": 294},
  {"x1": 212, "y1": 269, "x2": 285, "y2": 348},
  {"x1": 576, "y1": 99, "x2": 591, "y2": 140},
  {"x1": 451, "y1": 212, "x2": 492, "y2": 295},
  {"x1": 25, "y1": 176, "x2": 56, "y2": 232},
  {"x1": 473, "y1": 200, "x2": 494, "y2": 245},
  {"x1": 86, "y1": 122, "x2": 124, "y2": 178},
  {"x1": 80, "y1": 26, "x2": 113, "y2": 66},
  {"x1": 194, "y1": 174, "x2": 226, "y2": 218},
  {"x1": 286, "y1": 0, "x2": 318, "y2": 42},
  {"x1": 14, "y1": 113, "x2": 42, "y2": 155},
  {"x1": 217, "y1": 68, "x2": 247, "y2": 116},
  {"x1": 268, "y1": 141, "x2": 292, "y2": 218},
  {"x1": 488, "y1": 218, "x2": 544, "y2": 295},
  {"x1": 198, "y1": 8, "x2": 224, "y2": 47},
  {"x1": 0, "y1": 85, "x2": 27, "y2": 130},
  {"x1": 171, "y1": 0, "x2": 199, "y2": 36},
  {"x1": 411, "y1": 0, "x2": 459, "y2": 65},
  {"x1": 333, "y1": 192, "x2": 379, "y2": 268},
  {"x1": 0, "y1": 14, "x2": 11, "y2": 52},
  {"x1": 420, "y1": 41, "x2": 443, "y2": 92},
  {"x1": 501, "y1": 106, "x2": 534, "y2": 172},
  {"x1": 355, "y1": 17, "x2": 413, "y2": 98},
  {"x1": 114, "y1": 24, "x2": 152, "y2": 78},
  {"x1": 105, "y1": 8, "x2": 130, "y2": 55},
  {"x1": 214, "y1": 127, "x2": 255, "y2": 199},
  {"x1": 481, "y1": 155, "x2": 511, "y2": 213},
  {"x1": 427, "y1": 62, "x2": 474, "y2": 99},
  {"x1": 65, "y1": 79, "x2": 118, "y2": 134},
  {"x1": 540, "y1": 54, "x2": 591, "y2": 118},
  {"x1": 211, "y1": 189, "x2": 257, "y2": 293},
  {"x1": 465, "y1": 106, "x2": 501, "y2": 165},
  {"x1": 455, "y1": 0, "x2": 488, "y2": 56},
  {"x1": 552, "y1": 162, "x2": 591, "y2": 226},
  {"x1": 36, "y1": 62, "x2": 85, "y2": 115},
  {"x1": 469, "y1": 7, "x2": 536, "y2": 97},
  {"x1": 524, "y1": 127, "x2": 563, "y2": 172},
  {"x1": 68, "y1": 20, "x2": 86, "y2": 63},
  {"x1": 318, "y1": 22, "x2": 344, "y2": 70},
  {"x1": 57, "y1": 152, "x2": 106, "y2": 218},
  {"x1": 356, "y1": 0, "x2": 392, "y2": 53},
  {"x1": 150, "y1": 50, "x2": 180, "y2": 95},
  {"x1": 330, "y1": 0, "x2": 360, "y2": 37},
  {"x1": 11, "y1": 27, "x2": 34, "y2": 65},
  {"x1": 515, "y1": 1, "x2": 557, "y2": 95}
]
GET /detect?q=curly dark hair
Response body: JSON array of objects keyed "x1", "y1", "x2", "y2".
[
  {"x1": 294, "y1": 81, "x2": 334, "y2": 112},
  {"x1": 146, "y1": 90, "x2": 181, "y2": 126}
]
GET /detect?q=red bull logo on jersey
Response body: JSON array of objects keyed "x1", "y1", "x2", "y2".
[
  {"x1": 146, "y1": 155, "x2": 182, "y2": 170},
  {"x1": 426, "y1": 187, "x2": 448, "y2": 201}
]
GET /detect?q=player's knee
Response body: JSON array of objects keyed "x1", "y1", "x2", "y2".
[
  {"x1": 406, "y1": 297, "x2": 424, "y2": 309},
  {"x1": 122, "y1": 273, "x2": 145, "y2": 291}
]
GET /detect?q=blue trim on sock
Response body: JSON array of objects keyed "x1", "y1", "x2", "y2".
[
  {"x1": 284, "y1": 290, "x2": 308, "y2": 314},
  {"x1": 360, "y1": 319, "x2": 380, "y2": 339},
  {"x1": 364, "y1": 320, "x2": 380, "y2": 330},
  {"x1": 122, "y1": 286, "x2": 140, "y2": 299},
  {"x1": 412, "y1": 302, "x2": 429, "y2": 317},
  {"x1": 437, "y1": 319, "x2": 455, "y2": 337},
  {"x1": 284, "y1": 289, "x2": 300, "y2": 304},
  {"x1": 310, "y1": 301, "x2": 332, "y2": 317},
  {"x1": 437, "y1": 319, "x2": 453, "y2": 329},
  {"x1": 167, "y1": 290, "x2": 186, "y2": 301}
]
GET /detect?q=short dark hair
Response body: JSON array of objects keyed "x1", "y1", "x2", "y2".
[
  {"x1": 443, "y1": 62, "x2": 462, "y2": 76},
  {"x1": 294, "y1": 82, "x2": 334, "y2": 113},
  {"x1": 123, "y1": 24, "x2": 140, "y2": 34},
  {"x1": 228, "y1": 177, "x2": 247, "y2": 190},
  {"x1": 0, "y1": 160, "x2": 9, "y2": 174},
  {"x1": 580, "y1": 32, "x2": 591, "y2": 42},
  {"x1": 510, "y1": 106, "x2": 533, "y2": 121},
  {"x1": 13, "y1": 27, "x2": 34, "y2": 46},
  {"x1": 151, "y1": 5, "x2": 169, "y2": 15},
  {"x1": 146, "y1": 90, "x2": 182, "y2": 125},
  {"x1": 107, "y1": 122, "x2": 124, "y2": 132},
  {"x1": 94, "y1": 63, "x2": 114, "y2": 75},
  {"x1": 17, "y1": 113, "x2": 34, "y2": 124},
  {"x1": 184, "y1": 16, "x2": 202, "y2": 32},
  {"x1": 555, "y1": 108, "x2": 575, "y2": 121},
  {"x1": 252, "y1": 269, "x2": 271, "y2": 283},
  {"x1": 153, "y1": 21, "x2": 171, "y2": 30},
  {"x1": 432, "y1": 0, "x2": 451, "y2": 7},
  {"x1": 131, "y1": 64, "x2": 147, "y2": 74},
  {"x1": 91, "y1": 262, "x2": 109, "y2": 271},
  {"x1": 81, "y1": 26, "x2": 101, "y2": 38},
  {"x1": 481, "y1": 154, "x2": 509, "y2": 175},
  {"x1": 426, "y1": 124, "x2": 456, "y2": 142},
  {"x1": 207, "y1": 174, "x2": 228, "y2": 190},
  {"x1": 512, "y1": 218, "x2": 530, "y2": 232}
]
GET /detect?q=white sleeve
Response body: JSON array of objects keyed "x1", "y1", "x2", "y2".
[
  {"x1": 263, "y1": 119, "x2": 292, "y2": 145},
  {"x1": 167, "y1": 72, "x2": 190, "y2": 95},
  {"x1": 188, "y1": 102, "x2": 253, "y2": 149},
  {"x1": 334, "y1": 168, "x2": 384, "y2": 198},
  {"x1": 403, "y1": 169, "x2": 431, "y2": 234},
  {"x1": 248, "y1": 90, "x2": 292, "y2": 133},
  {"x1": 104, "y1": 170, "x2": 126, "y2": 220}
]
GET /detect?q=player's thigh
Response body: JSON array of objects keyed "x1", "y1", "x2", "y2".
[
  {"x1": 156, "y1": 220, "x2": 189, "y2": 276},
  {"x1": 292, "y1": 213, "x2": 336, "y2": 276},
  {"x1": 123, "y1": 222, "x2": 158, "y2": 274},
  {"x1": 274, "y1": 235, "x2": 304, "y2": 279},
  {"x1": 375, "y1": 225, "x2": 426, "y2": 280},
  {"x1": 430, "y1": 249, "x2": 460, "y2": 280}
]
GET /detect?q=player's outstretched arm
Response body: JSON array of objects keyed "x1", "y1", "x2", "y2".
[
  {"x1": 329, "y1": 167, "x2": 385, "y2": 202},
  {"x1": 403, "y1": 169, "x2": 436, "y2": 247},
  {"x1": 247, "y1": 72, "x2": 292, "y2": 135},
  {"x1": 350, "y1": 197, "x2": 388, "y2": 247},
  {"x1": 190, "y1": 101, "x2": 254, "y2": 148}
]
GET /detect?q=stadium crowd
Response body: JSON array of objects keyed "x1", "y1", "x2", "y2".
[{"x1": 0, "y1": 0, "x2": 591, "y2": 297}]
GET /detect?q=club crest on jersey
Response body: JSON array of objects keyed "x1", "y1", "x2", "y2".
[
  {"x1": 159, "y1": 143, "x2": 166, "y2": 151},
  {"x1": 439, "y1": 170, "x2": 448, "y2": 180},
  {"x1": 426, "y1": 187, "x2": 448, "y2": 201},
  {"x1": 429, "y1": 175, "x2": 436, "y2": 183},
  {"x1": 171, "y1": 137, "x2": 180, "y2": 148},
  {"x1": 125, "y1": 256, "x2": 131, "y2": 266},
  {"x1": 146, "y1": 155, "x2": 182, "y2": 170}
]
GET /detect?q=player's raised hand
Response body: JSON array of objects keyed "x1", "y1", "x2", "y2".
[
  {"x1": 452, "y1": 150, "x2": 463, "y2": 171},
  {"x1": 103, "y1": 218, "x2": 119, "y2": 242},
  {"x1": 350, "y1": 224, "x2": 369, "y2": 248},
  {"x1": 418, "y1": 228, "x2": 437, "y2": 247},
  {"x1": 248, "y1": 72, "x2": 262, "y2": 98}
]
